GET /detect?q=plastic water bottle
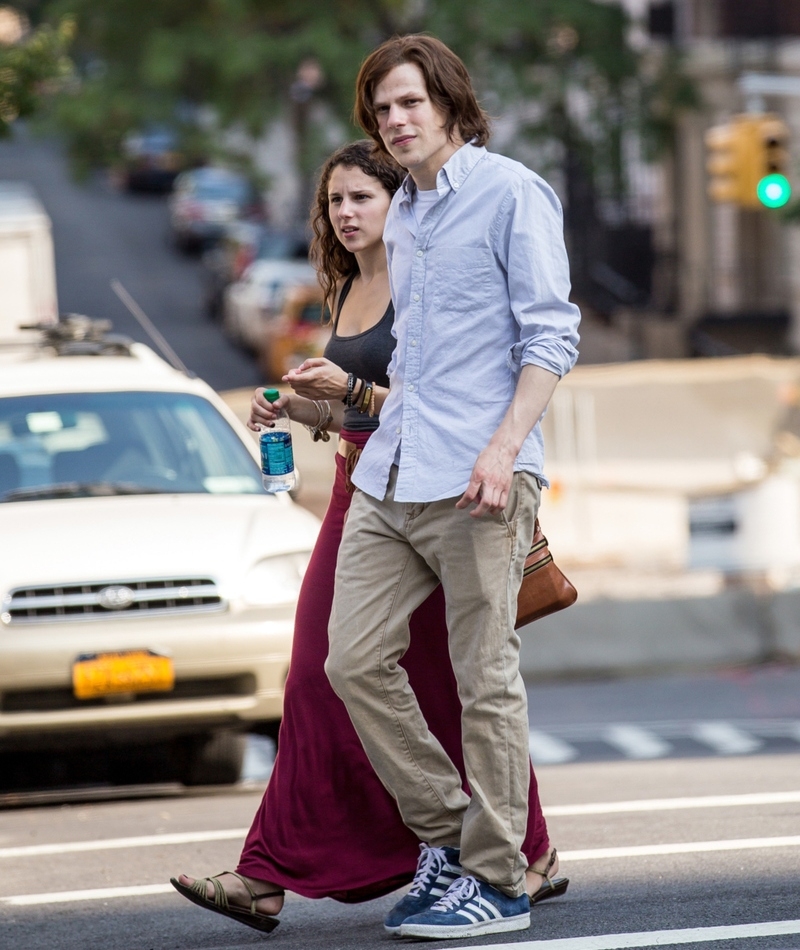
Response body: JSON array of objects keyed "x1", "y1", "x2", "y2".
[{"x1": 259, "y1": 389, "x2": 295, "y2": 492}]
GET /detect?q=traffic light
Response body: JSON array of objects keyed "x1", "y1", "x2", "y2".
[
  {"x1": 705, "y1": 119, "x2": 752, "y2": 205},
  {"x1": 755, "y1": 115, "x2": 791, "y2": 208},
  {"x1": 705, "y1": 113, "x2": 791, "y2": 209}
]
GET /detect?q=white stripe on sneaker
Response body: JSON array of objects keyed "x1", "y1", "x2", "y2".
[{"x1": 471, "y1": 900, "x2": 502, "y2": 920}]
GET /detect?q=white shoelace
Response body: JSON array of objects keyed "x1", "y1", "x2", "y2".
[
  {"x1": 431, "y1": 875, "x2": 478, "y2": 911},
  {"x1": 407, "y1": 845, "x2": 448, "y2": 897}
]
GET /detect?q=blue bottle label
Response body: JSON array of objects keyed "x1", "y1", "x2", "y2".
[{"x1": 260, "y1": 431, "x2": 294, "y2": 476}]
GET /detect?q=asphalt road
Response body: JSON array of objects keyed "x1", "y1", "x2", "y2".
[
  {"x1": 1, "y1": 754, "x2": 798, "y2": 950},
  {"x1": 0, "y1": 130, "x2": 261, "y2": 392}
]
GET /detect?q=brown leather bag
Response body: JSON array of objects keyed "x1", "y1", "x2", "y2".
[{"x1": 515, "y1": 519, "x2": 577, "y2": 628}]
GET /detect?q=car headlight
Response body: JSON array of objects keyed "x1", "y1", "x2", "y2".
[{"x1": 241, "y1": 552, "x2": 311, "y2": 607}]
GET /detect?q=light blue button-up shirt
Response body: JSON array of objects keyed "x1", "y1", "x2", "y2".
[{"x1": 353, "y1": 143, "x2": 581, "y2": 503}]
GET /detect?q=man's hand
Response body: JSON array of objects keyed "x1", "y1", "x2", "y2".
[
  {"x1": 456, "y1": 441, "x2": 516, "y2": 518},
  {"x1": 456, "y1": 364, "x2": 560, "y2": 517}
]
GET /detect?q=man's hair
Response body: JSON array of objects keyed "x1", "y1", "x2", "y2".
[{"x1": 354, "y1": 34, "x2": 490, "y2": 152}]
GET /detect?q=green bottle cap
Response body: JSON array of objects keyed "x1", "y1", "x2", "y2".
[{"x1": 263, "y1": 388, "x2": 280, "y2": 403}]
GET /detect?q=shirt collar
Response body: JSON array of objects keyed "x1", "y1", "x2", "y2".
[{"x1": 398, "y1": 142, "x2": 486, "y2": 205}]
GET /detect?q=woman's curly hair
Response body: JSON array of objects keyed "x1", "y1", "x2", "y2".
[{"x1": 310, "y1": 140, "x2": 405, "y2": 320}]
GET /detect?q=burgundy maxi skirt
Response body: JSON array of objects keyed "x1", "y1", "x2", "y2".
[{"x1": 236, "y1": 429, "x2": 550, "y2": 901}]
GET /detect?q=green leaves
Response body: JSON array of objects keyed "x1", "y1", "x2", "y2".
[
  {"x1": 0, "y1": 15, "x2": 74, "y2": 137},
  {"x1": 28, "y1": 0, "x2": 693, "y2": 210}
]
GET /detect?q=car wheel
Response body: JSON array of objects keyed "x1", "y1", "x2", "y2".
[{"x1": 181, "y1": 731, "x2": 246, "y2": 786}]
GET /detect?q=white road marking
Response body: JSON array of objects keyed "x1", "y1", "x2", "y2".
[
  {"x1": 4, "y1": 792, "x2": 800, "y2": 861},
  {"x1": 2, "y1": 883, "x2": 173, "y2": 905},
  {"x1": 602, "y1": 725, "x2": 671, "y2": 759},
  {"x1": 691, "y1": 721, "x2": 762, "y2": 755},
  {"x1": 561, "y1": 835, "x2": 800, "y2": 861},
  {"x1": 3, "y1": 836, "x2": 799, "y2": 906},
  {"x1": 529, "y1": 729, "x2": 578, "y2": 764},
  {"x1": 447, "y1": 919, "x2": 800, "y2": 950},
  {"x1": 0, "y1": 827, "x2": 249, "y2": 859},
  {"x1": 545, "y1": 790, "x2": 800, "y2": 816}
]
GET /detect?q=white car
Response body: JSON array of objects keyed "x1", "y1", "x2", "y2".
[
  {"x1": 223, "y1": 257, "x2": 317, "y2": 352},
  {"x1": 0, "y1": 318, "x2": 320, "y2": 785}
]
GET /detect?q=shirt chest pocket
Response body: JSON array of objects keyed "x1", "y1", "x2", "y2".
[{"x1": 429, "y1": 247, "x2": 494, "y2": 312}]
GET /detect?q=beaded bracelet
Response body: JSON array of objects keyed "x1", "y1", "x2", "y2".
[{"x1": 344, "y1": 373, "x2": 356, "y2": 407}]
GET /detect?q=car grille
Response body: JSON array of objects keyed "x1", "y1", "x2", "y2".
[{"x1": 2, "y1": 578, "x2": 224, "y2": 625}]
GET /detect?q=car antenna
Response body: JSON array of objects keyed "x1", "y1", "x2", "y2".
[{"x1": 110, "y1": 279, "x2": 195, "y2": 378}]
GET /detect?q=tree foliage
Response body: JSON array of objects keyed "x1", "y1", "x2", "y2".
[
  {"x1": 36, "y1": 0, "x2": 694, "y2": 211},
  {"x1": 0, "y1": 11, "x2": 74, "y2": 137}
]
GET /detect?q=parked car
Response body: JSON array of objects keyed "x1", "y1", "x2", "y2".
[
  {"x1": 0, "y1": 316, "x2": 320, "y2": 785},
  {"x1": 259, "y1": 283, "x2": 331, "y2": 382},
  {"x1": 223, "y1": 257, "x2": 317, "y2": 352},
  {"x1": 168, "y1": 167, "x2": 263, "y2": 252},
  {"x1": 118, "y1": 126, "x2": 184, "y2": 194},
  {"x1": 201, "y1": 222, "x2": 309, "y2": 321}
]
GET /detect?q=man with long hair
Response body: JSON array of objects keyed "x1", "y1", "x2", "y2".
[{"x1": 326, "y1": 34, "x2": 580, "y2": 940}]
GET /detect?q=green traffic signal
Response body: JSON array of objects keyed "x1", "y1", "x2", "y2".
[{"x1": 756, "y1": 173, "x2": 792, "y2": 208}]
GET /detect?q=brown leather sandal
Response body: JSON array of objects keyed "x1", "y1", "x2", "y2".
[
  {"x1": 170, "y1": 871, "x2": 284, "y2": 933},
  {"x1": 529, "y1": 848, "x2": 569, "y2": 906}
]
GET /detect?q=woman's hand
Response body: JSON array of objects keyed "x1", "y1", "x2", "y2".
[
  {"x1": 283, "y1": 358, "x2": 349, "y2": 401},
  {"x1": 247, "y1": 388, "x2": 292, "y2": 431}
]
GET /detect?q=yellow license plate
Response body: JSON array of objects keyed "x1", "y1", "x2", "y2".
[{"x1": 72, "y1": 650, "x2": 175, "y2": 700}]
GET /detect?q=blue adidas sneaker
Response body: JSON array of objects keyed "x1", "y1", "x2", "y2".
[
  {"x1": 399, "y1": 874, "x2": 531, "y2": 939},
  {"x1": 383, "y1": 844, "x2": 462, "y2": 934}
]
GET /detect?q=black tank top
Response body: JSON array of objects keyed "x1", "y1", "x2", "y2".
[{"x1": 323, "y1": 273, "x2": 395, "y2": 433}]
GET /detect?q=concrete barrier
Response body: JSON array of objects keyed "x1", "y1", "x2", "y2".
[{"x1": 519, "y1": 586, "x2": 799, "y2": 680}]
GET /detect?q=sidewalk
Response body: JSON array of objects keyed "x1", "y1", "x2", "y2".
[{"x1": 519, "y1": 580, "x2": 800, "y2": 681}]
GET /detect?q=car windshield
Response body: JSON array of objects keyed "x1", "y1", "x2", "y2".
[
  {"x1": 0, "y1": 391, "x2": 265, "y2": 502},
  {"x1": 185, "y1": 174, "x2": 250, "y2": 204},
  {"x1": 257, "y1": 231, "x2": 309, "y2": 261}
]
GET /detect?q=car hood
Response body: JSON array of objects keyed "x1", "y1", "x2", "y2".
[{"x1": 0, "y1": 493, "x2": 320, "y2": 592}]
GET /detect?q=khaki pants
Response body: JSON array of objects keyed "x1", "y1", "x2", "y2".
[{"x1": 326, "y1": 467, "x2": 540, "y2": 897}]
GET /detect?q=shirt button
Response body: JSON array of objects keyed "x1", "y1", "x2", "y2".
[
  {"x1": 411, "y1": 339, "x2": 417, "y2": 346},
  {"x1": 413, "y1": 293, "x2": 420, "y2": 302},
  {"x1": 416, "y1": 249, "x2": 423, "y2": 257},
  {"x1": 396, "y1": 426, "x2": 401, "y2": 434},
  {"x1": 408, "y1": 384, "x2": 415, "y2": 392},
  {"x1": 453, "y1": 181, "x2": 460, "y2": 189}
]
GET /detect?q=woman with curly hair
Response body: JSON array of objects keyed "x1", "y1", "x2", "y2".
[{"x1": 171, "y1": 140, "x2": 564, "y2": 935}]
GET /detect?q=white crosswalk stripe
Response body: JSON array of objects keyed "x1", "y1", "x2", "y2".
[
  {"x1": 602, "y1": 724, "x2": 672, "y2": 759},
  {"x1": 691, "y1": 721, "x2": 763, "y2": 755},
  {"x1": 529, "y1": 729, "x2": 578, "y2": 764},
  {"x1": 527, "y1": 718, "x2": 795, "y2": 763}
]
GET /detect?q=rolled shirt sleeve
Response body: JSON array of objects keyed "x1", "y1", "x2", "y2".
[{"x1": 501, "y1": 177, "x2": 580, "y2": 379}]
